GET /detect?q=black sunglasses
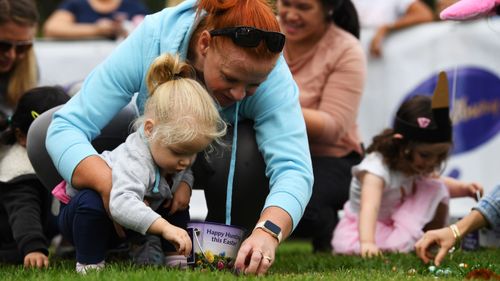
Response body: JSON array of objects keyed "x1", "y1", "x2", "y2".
[
  {"x1": 209, "y1": 26, "x2": 285, "y2": 53},
  {"x1": 0, "y1": 40, "x2": 33, "y2": 54}
]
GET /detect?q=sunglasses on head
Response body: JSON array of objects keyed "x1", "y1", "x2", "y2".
[
  {"x1": 209, "y1": 26, "x2": 285, "y2": 53},
  {"x1": 0, "y1": 40, "x2": 33, "y2": 55}
]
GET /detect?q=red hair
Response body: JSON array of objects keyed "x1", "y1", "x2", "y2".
[{"x1": 196, "y1": 0, "x2": 280, "y2": 60}]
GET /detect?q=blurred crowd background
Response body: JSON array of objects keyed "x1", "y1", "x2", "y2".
[{"x1": 34, "y1": 0, "x2": 442, "y2": 33}]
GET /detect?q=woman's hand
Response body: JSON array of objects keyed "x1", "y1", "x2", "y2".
[
  {"x1": 233, "y1": 207, "x2": 291, "y2": 275},
  {"x1": 24, "y1": 251, "x2": 49, "y2": 269},
  {"x1": 360, "y1": 242, "x2": 382, "y2": 258},
  {"x1": 234, "y1": 229, "x2": 278, "y2": 276},
  {"x1": 164, "y1": 181, "x2": 191, "y2": 214},
  {"x1": 94, "y1": 18, "x2": 115, "y2": 37},
  {"x1": 416, "y1": 210, "x2": 488, "y2": 266},
  {"x1": 415, "y1": 227, "x2": 455, "y2": 266}
]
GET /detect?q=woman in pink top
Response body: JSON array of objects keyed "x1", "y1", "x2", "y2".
[{"x1": 277, "y1": 0, "x2": 366, "y2": 252}]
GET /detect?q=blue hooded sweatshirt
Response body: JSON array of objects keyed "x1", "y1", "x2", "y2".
[{"x1": 46, "y1": 0, "x2": 313, "y2": 229}]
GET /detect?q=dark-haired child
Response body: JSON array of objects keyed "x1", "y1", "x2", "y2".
[
  {"x1": 414, "y1": 3, "x2": 500, "y2": 267},
  {"x1": 0, "y1": 86, "x2": 69, "y2": 268},
  {"x1": 332, "y1": 73, "x2": 483, "y2": 257}
]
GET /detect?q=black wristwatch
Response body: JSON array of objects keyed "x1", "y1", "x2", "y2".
[{"x1": 254, "y1": 220, "x2": 282, "y2": 243}]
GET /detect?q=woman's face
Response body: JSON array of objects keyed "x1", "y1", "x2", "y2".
[
  {"x1": 0, "y1": 21, "x2": 35, "y2": 73},
  {"x1": 277, "y1": 0, "x2": 327, "y2": 44},
  {"x1": 201, "y1": 40, "x2": 276, "y2": 108}
]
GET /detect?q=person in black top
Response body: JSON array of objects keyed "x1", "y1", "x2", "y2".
[{"x1": 0, "y1": 86, "x2": 69, "y2": 268}]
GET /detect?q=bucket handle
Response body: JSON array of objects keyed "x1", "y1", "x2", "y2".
[{"x1": 192, "y1": 228, "x2": 217, "y2": 270}]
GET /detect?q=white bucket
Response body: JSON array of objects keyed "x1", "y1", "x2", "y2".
[{"x1": 187, "y1": 221, "x2": 246, "y2": 270}]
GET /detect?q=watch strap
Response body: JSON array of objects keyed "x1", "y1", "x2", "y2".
[{"x1": 254, "y1": 220, "x2": 282, "y2": 243}]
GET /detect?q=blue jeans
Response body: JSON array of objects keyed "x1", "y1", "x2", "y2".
[
  {"x1": 58, "y1": 189, "x2": 189, "y2": 264},
  {"x1": 474, "y1": 185, "x2": 500, "y2": 232}
]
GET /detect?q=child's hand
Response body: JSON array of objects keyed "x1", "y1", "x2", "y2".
[
  {"x1": 161, "y1": 224, "x2": 192, "y2": 257},
  {"x1": 24, "y1": 251, "x2": 49, "y2": 269},
  {"x1": 442, "y1": 177, "x2": 484, "y2": 199},
  {"x1": 164, "y1": 182, "x2": 191, "y2": 215},
  {"x1": 463, "y1": 182, "x2": 483, "y2": 200},
  {"x1": 360, "y1": 242, "x2": 382, "y2": 258}
]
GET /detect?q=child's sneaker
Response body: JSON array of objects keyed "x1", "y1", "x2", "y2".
[
  {"x1": 164, "y1": 255, "x2": 188, "y2": 269},
  {"x1": 130, "y1": 234, "x2": 165, "y2": 266},
  {"x1": 76, "y1": 261, "x2": 105, "y2": 274}
]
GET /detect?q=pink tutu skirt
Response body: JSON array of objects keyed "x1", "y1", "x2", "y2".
[{"x1": 332, "y1": 178, "x2": 449, "y2": 254}]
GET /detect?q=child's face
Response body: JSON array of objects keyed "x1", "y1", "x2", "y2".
[
  {"x1": 149, "y1": 135, "x2": 211, "y2": 175},
  {"x1": 408, "y1": 142, "x2": 451, "y2": 176}
]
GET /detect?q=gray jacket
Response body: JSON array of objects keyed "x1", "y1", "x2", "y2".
[{"x1": 67, "y1": 130, "x2": 193, "y2": 234}]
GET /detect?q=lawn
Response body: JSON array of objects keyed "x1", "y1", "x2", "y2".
[{"x1": 1, "y1": 239, "x2": 498, "y2": 281}]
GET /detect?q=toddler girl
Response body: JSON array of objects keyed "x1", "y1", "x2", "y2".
[
  {"x1": 52, "y1": 53, "x2": 227, "y2": 273},
  {"x1": 332, "y1": 72, "x2": 482, "y2": 257}
]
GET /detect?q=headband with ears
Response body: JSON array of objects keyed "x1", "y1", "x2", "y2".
[{"x1": 394, "y1": 71, "x2": 453, "y2": 143}]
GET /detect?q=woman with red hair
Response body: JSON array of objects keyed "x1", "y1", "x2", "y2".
[{"x1": 28, "y1": 0, "x2": 313, "y2": 275}]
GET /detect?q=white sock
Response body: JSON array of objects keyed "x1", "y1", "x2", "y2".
[
  {"x1": 164, "y1": 255, "x2": 188, "y2": 269},
  {"x1": 76, "y1": 260, "x2": 105, "y2": 274}
]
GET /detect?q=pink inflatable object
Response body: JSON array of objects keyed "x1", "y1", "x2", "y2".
[{"x1": 440, "y1": 0, "x2": 500, "y2": 20}]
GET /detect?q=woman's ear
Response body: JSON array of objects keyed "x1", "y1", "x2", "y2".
[
  {"x1": 198, "y1": 30, "x2": 211, "y2": 57},
  {"x1": 143, "y1": 118, "x2": 155, "y2": 138}
]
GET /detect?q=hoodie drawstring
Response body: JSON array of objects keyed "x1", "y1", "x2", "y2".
[{"x1": 225, "y1": 102, "x2": 240, "y2": 225}]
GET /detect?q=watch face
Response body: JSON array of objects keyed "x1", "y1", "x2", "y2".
[{"x1": 264, "y1": 220, "x2": 281, "y2": 234}]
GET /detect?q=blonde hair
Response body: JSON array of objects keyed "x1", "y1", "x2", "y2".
[
  {"x1": 136, "y1": 53, "x2": 226, "y2": 150},
  {"x1": 166, "y1": 0, "x2": 184, "y2": 7},
  {"x1": 7, "y1": 49, "x2": 37, "y2": 106}
]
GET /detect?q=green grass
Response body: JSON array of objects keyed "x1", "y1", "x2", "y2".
[{"x1": 1, "y1": 240, "x2": 498, "y2": 281}]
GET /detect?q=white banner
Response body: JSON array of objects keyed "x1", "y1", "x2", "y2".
[
  {"x1": 35, "y1": 39, "x2": 118, "y2": 86},
  {"x1": 359, "y1": 18, "x2": 500, "y2": 218}
]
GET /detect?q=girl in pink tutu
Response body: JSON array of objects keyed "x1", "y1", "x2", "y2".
[{"x1": 332, "y1": 72, "x2": 483, "y2": 257}]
